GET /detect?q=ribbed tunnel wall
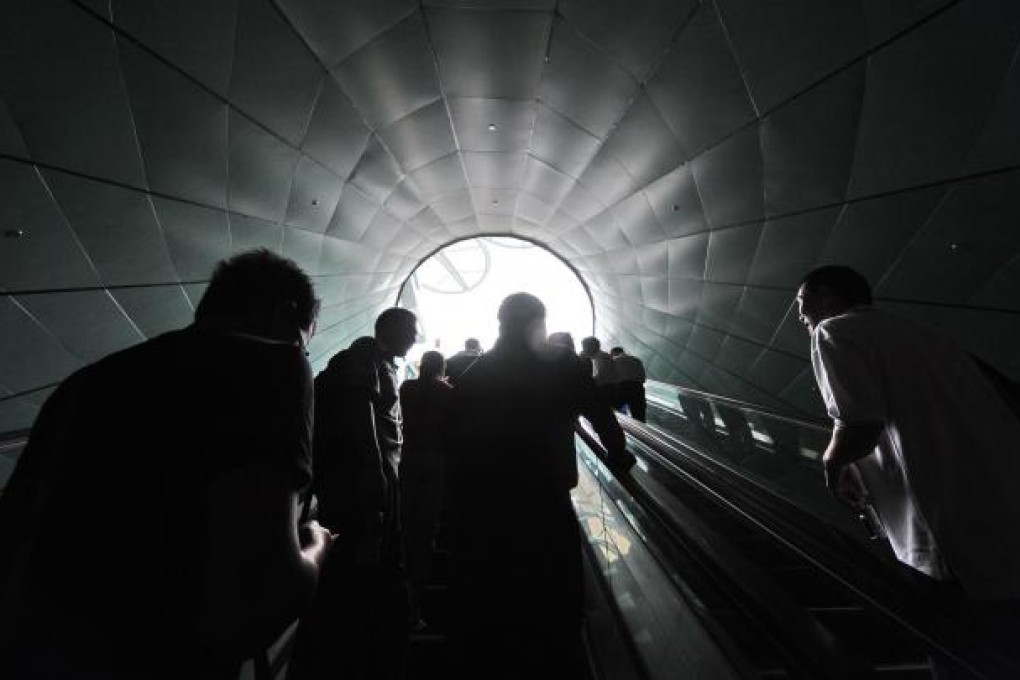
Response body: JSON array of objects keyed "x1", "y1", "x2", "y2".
[{"x1": 1, "y1": 0, "x2": 1019, "y2": 432}]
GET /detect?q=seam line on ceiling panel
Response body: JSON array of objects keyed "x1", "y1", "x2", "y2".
[
  {"x1": 64, "y1": 0, "x2": 342, "y2": 189},
  {"x1": 418, "y1": 5, "x2": 479, "y2": 236},
  {"x1": 325, "y1": 5, "x2": 421, "y2": 70},
  {"x1": 0, "y1": 267, "x2": 410, "y2": 298},
  {"x1": 0, "y1": 382, "x2": 62, "y2": 405},
  {"x1": 316, "y1": 287, "x2": 395, "y2": 315},
  {"x1": 310, "y1": 303, "x2": 403, "y2": 365},
  {"x1": 70, "y1": 0, "x2": 435, "y2": 255},
  {"x1": 31, "y1": 167, "x2": 108, "y2": 289},
  {"x1": 7, "y1": 295, "x2": 88, "y2": 367},
  {"x1": 553, "y1": 0, "x2": 964, "y2": 244},
  {"x1": 543, "y1": 0, "x2": 701, "y2": 232},
  {"x1": 107, "y1": 12, "x2": 155, "y2": 198},
  {"x1": 312, "y1": 287, "x2": 402, "y2": 338},
  {"x1": 267, "y1": 0, "x2": 436, "y2": 236},
  {"x1": 939, "y1": 33, "x2": 1020, "y2": 302},
  {"x1": 0, "y1": 150, "x2": 419, "y2": 260},
  {"x1": 604, "y1": 322, "x2": 703, "y2": 392},
  {"x1": 513, "y1": 1, "x2": 557, "y2": 234},
  {"x1": 574, "y1": 160, "x2": 1020, "y2": 265},
  {"x1": 711, "y1": 0, "x2": 761, "y2": 119},
  {"x1": 600, "y1": 298, "x2": 814, "y2": 417},
  {"x1": 591, "y1": 283, "x2": 807, "y2": 362},
  {"x1": 591, "y1": 268, "x2": 1020, "y2": 316}
]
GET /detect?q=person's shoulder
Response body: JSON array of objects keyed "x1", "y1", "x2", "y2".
[
  {"x1": 318, "y1": 340, "x2": 378, "y2": 387},
  {"x1": 76, "y1": 329, "x2": 189, "y2": 383}
]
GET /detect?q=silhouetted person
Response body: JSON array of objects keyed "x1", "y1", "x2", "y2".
[
  {"x1": 287, "y1": 308, "x2": 419, "y2": 680},
  {"x1": 797, "y1": 265, "x2": 1020, "y2": 671},
  {"x1": 678, "y1": 391, "x2": 715, "y2": 433},
  {"x1": 446, "y1": 293, "x2": 632, "y2": 680},
  {"x1": 579, "y1": 337, "x2": 618, "y2": 412},
  {"x1": 715, "y1": 404, "x2": 755, "y2": 460},
  {"x1": 548, "y1": 331, "x2": 578, "y2": 352},
  {"x1": 0, "y1": 249, "x2": 333, "y2": 679},
  {"x1": 610, "y1": 346, "x2": 647, "y2": 421},
  {"x1": 445, "y1": 337, "x2": 483, "y2": 386},
  {"x1": 398, "y1": 350, "x2": 453, "y2": 628}
]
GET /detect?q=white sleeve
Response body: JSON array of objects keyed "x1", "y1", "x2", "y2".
[{"x1": 811, "y1": 321, "x2": 887, "y2": 426}]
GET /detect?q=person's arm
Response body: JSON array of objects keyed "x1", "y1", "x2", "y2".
[
  {"x1": 577, "y1": 366, "x2": 633, "y2": 471},
  {"x1": 199, "y1": 464, "x2": 333, "y2": 660},
  {"x1": 822, "y1": 422, "x2": 883, "y2": 505},
  {"x1": 811, "y1": 321, "x2": 886, "y2": 505},
  {"x1": 350, "y1": 396, "x2": 387, "y2": 563}
]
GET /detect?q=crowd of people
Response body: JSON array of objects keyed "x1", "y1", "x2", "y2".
[
  {"x1": 0, "y1": 250, "x2": 1018, "y2": 678},
  {"x1": 0, "y1": 250, "x2": 635, "y2": 680}
]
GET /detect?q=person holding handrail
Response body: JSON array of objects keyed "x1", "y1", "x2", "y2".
[
  {"x1": 445, "y1": 293, "x2": 632, "y2": 680},
  {"x1": 796, "y1": 265, "x2": 1020, "y2": 673}
]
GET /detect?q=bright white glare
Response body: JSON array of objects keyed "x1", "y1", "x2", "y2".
[{"x1": 398, "y1": 237, "x2": 593, "y2": 364}]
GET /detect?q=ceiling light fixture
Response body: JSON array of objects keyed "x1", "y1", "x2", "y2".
[
  {"x1": 487, "y1": 123, "x2": 498, "y2": 132},
  {"x1": 4, "y1": 228, "x2": 24, "y2": 238}
]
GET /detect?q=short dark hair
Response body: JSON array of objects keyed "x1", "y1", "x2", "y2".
[
  {"x1": 375, "y1": 307, "x2": 417, "y2": 337},
  {"x1": 419, "y1": 350, "x2": 446, "y2": 380},
  {"x1": 498, "y1": 293, "x2": 545, "y2": 326},
  {"x1": 581, "y1": 336, "x2": 600, "y2": 352},
  {"x1": 464, "y1": 338, "x2": 481, "y2": 351},
  {"x1": 195, "y1": 249, "x2": 318, "y2": 329},
  {"x1": 548, "y1": 332, "x2": 576, "y2": 352},
  {"x1": 800, "y1": 266, "x2": 872, "y2": 307},
  {"x1": 610, "y1": 347, "x2": 624, "y2": 356}
]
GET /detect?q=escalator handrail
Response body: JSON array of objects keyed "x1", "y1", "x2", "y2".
[
  {"x1": 576, "y1": 422, "x2": 872, "y2": 680},
  {"x1": 648, "y1": 380, "x2": 831, "y2": 433},
  {"x1": 620, "y1": 415, "x2": 1016, "y2": 679}
]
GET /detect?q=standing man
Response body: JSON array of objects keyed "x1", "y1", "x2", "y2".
[
  {"x1": 288, "y1": 308, "x2": 419, "y2": 680},
  {"x1": 611, "y1": 346, "x2": 647, "y2": 422},
  {"x1": 0, "y1": 249, "x2": 333, "y2": 678},
  {"x1": 580, "y1": 336, "x2": 618, "y2": 411},
  {"x1": 796, "y1": 266, "x2": 1020, "y2": 663},
  {"x1": 446, "y1": 294, "x2": 633, "y2": 680},
  {"x1": 445, "y1": 337, "x2": 483, "y2": 386}
]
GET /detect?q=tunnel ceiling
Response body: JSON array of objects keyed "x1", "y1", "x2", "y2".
[{"x1": 2, "y1": 0, "x2": 1020, "y2": 431}]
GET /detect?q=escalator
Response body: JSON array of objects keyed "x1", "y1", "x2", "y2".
[{"x1": 576, "y1": 380, "x2": 1019, "y2": 679}]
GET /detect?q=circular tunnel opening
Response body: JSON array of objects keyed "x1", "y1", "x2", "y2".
[{"x1": 397, "y1": 236, "x2": 594, "y2": 362}]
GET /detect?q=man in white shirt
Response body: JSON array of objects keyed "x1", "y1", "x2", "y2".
[
  {"x1": 796, "y1": 265, "x2": 1020, "y2": 604},
  {"x1": 610, "y1": 346, "x2": 647, "y2": 422}
]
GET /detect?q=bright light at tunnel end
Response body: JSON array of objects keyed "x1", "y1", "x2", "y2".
[{"x1": 397, "y1": 236, "x2": 595, "y2": 366}]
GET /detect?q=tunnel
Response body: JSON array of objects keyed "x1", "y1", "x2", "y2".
[
  {"x1": 2, "y1": 0, "x2": 1018, "y2": 430},
  {"x1": 1, "y1": 0, "x2": 1020, "y2": 678}
]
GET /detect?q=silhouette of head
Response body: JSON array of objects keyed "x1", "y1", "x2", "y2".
[
  {"x1": 580, "y1": 336, "x2": 601, "y2": 356},
  {"x1": 610, "y1": 347, "x2": 624, "y2": 357},
  {"x1": 195, "y1": 249, "x2": 319, "y2": 345},
  {"x1": 375, "y1": 307, "x2": 419, "y2": 358},
  {"x1": 419, "y1": 350, "x2": 446, "y2": 380},
  {"x1": 796, "y1": 266, "x2": 872, "y2": 333},
  {"x1": 464, "y1": 338, "x2": 481, "y2": 352},
  {"x1": 547, "y1": 332, "x2": 576, "y2": 353},
  {"x1": 497, "y1": 293, "x2": 546, "y2": 348}
]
